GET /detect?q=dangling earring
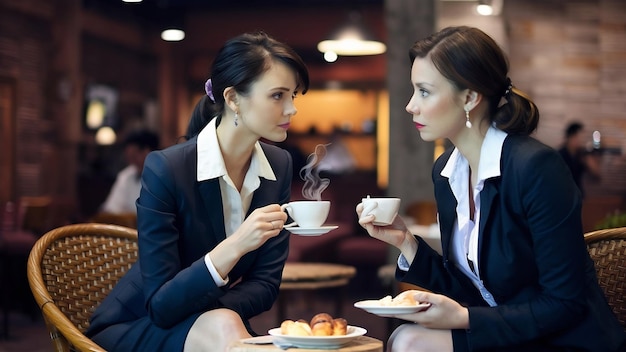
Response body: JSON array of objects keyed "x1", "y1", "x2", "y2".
[
  {"x1": 234, "y1": 112, "x2": 239, "y2": 127},
  {"x1": 465, "y1": 108, "x2": 472, "y2": 128}
]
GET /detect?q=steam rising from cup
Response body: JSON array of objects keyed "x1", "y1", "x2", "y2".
[{"x1": 299, "y1": 144, "x2": 330, "y2": 201}]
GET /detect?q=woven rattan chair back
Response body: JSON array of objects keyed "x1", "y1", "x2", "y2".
[
  {"x1": 584, "y1": 227, "x2": 626, "y2": 329},
  {"x1": 27, "y1": 223, "x2": 138, "y2": 352}
]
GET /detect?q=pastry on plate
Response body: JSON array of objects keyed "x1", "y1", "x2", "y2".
[{"x1": 280, "y1": 313, "x2": 348, "y2": 336}]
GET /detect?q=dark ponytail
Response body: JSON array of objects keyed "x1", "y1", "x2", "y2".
[
  {"x1": 493, "y1": 87, "x2": 540, "y2": 135},
  {"x1": 185, "y1": 95, "x2": 214, "y2": 139}
]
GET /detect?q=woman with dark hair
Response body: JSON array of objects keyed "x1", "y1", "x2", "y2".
[
  {"x1": 87, "y1": 32, "x2": 309, "y2": 351},
  {"x1": 357, "y1": 26, "x2": 625, "y2": 351}
]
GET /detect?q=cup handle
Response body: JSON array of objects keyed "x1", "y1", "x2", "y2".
[
  {"x1": 280, "y1": 204, "x2": 297, "y2": 228},
  {"x1": 360, "y1": 201, "x2": 378, "y2": 221}
]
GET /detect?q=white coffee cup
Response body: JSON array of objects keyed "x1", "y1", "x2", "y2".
[
  {"x1": 361, "y1": 197, "x2": 401, "y2": 226},
  {"x1": 281, "y1": 200, "x2": 330, "y2": 228}
]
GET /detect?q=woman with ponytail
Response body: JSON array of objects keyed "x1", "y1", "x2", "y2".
[
  {"x1": 357, "y1": 26, "x2": 625, "y2": 351},
  {"x1": 87, "y1": 32, "x2": 309, "y2": 351}
]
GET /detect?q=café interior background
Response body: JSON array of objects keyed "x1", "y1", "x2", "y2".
[{"x1": 1, "y1": 0, "x2": 625, "y2": 235}]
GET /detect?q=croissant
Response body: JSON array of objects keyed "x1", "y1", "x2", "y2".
[
  {"x1": 332, "y1": 318, "x2": 348, "y2": 335},
  {"x1": 377, "y1": 291, "x2": 420, "y2": 306},
  {"x1": 311, "y1": 321, "x2": 333, "y2": 336},
  {"x1": 280, "y1": 319, "x2": 312, "y2": 336},
  {"x1": 281, "y1": 313, "x2": 348, "y2": 336},
  {"x1": 310, "y1": 313, "x2": 333, "y2": 327}
]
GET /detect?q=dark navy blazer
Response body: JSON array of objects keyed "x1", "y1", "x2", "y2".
[
  {"x1": 87, "y1": 137, "x2": 292, "y2": 338},
  {"x1": 400, "y1": 135, "x2": 625, "y2": 351}
]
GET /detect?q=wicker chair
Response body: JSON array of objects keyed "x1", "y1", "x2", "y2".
[
  {"x1": 584, "y1": 226, "x2": 626, "y2": 329},
  {"x1": 27, "y1": 223, "x2": 138, "y2": 352}
]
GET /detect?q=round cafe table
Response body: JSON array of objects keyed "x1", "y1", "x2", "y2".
[{"x1": 227, "y1": 335, "x2": 383, "y2": 352}]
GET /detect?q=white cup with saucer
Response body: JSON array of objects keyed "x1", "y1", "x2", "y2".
[{"x1": 280, "y1": 201, "x2": 337, "y2": 235}]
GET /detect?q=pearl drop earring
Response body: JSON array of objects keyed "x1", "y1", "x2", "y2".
[{"x1": 465, "y1": 108, "x2": 472, "y2": 128}]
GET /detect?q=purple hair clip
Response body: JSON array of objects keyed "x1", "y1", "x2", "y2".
[{"x1": 205, "y1": 78, "x2": 215, "y2": 103}]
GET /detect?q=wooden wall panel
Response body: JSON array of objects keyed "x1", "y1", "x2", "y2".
[{"x1": 0, "y1": 79, "x2": 16, "y2": 204}]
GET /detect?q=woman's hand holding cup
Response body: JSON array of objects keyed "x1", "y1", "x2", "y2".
[
  {"x1": 357, "y1": 197, "x2": 413, "y2": 250},
  {"x1": 221, "y1": 204, "x2": 287, "y2": 257},
  {"x1": 359, "y1": 196, "x2": 401, "y2": 226}
]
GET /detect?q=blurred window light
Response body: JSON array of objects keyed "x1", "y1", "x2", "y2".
[{"x1": 85, "y1": 100, "x2": 106, "y2": 129}]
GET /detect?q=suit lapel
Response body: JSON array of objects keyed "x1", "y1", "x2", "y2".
[
  {"x1": 198, "y1": 179, "x2": 227, "y2": 241},
  {"x1": 478, "y1": 178, "x2": 499, "y2": 272},
  {"x1": 248, "y1": 179, "x2": 267, "y2": 217},
  {"x1": 436, "y1": 177, "x2": 457, "y2": 259},
  {"x1": 437, "y1": 176, "x2": 499, "y2": 277},
  {"x1": 479, "y1": 181, "x2": 498, "y2": 236}
]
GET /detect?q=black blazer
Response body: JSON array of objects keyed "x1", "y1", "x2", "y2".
[
  {"x1": 400, "y1": 135, "x2": 625, "y2": 351},
  {"x1": 87, "y1": 137, "x2": 293, "y2": 336}
]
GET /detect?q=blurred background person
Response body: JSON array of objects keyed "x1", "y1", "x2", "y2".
[
  {"x1": 558, "y1": 121, "x2": 601, "y2": 198},
  {"x1": 100, "y1": 129, "x2": 160, "y2": 214}
]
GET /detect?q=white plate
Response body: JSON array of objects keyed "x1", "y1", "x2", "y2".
[
  {"x1": 268, "y1": 325, "x2": 366, "y2": 349},
  {"x1": 285, "y1": 225, "x2": 338, "y2": 236},
  {"x1": 354, "y1": 300, "x2": 431, "y2": 315}
]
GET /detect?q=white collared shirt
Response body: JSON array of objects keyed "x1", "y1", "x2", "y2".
[
  {"x1": 399, "y1": 125, "x2": 506, "y2": 306},
  {"x1": 441, "y1": 125, "x2": 506, "y2": 305},
  {"x1": 197, "y1": 118, "x2": 276, "y2": 286}
]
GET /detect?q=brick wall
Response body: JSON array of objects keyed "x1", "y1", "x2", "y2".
[
  {"x1": 0, "y1": 0, "x2": 158, "y2": 224},
  {"x1": 1, "y1": 0, "x2": 624, "y2": 226},
  {"x1": 506, "y1": 0, "x2": 626, "y2": 203},
  {"x1": 0, "y1": 5, "x2": 52, "y2": 197}
]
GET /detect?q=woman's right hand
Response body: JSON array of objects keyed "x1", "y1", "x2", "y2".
[
  {"x1": 356, "y1": 202, "x2": 413, "y2": 250},
  {"x1": 230, "y1": 204, "x2": 288, "y2": 254},
  {"x1": 209, "y1": 204, "x2": 287, "y2": 278}
]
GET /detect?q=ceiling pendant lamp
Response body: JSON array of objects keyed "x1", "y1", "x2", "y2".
[
  {"x1": 476, "y1": 0, "x2": 503, "y2": 16},
  {"x1": 317, "y1": 11, "x2": 386, "y2": 57},
  {"x1": 161, "y1": 28, "x2": 185, "y2": 42},
  {"x1": 476, "y1": 0, "x2": 493, "y2": 16},
  {"x1": 160, "y1": 10, "x2": 185, "y2": 42}
]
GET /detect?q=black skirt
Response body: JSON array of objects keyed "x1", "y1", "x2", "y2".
[{"x1": 90, "y1": 313, "x2": 198, "y2": 352}]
